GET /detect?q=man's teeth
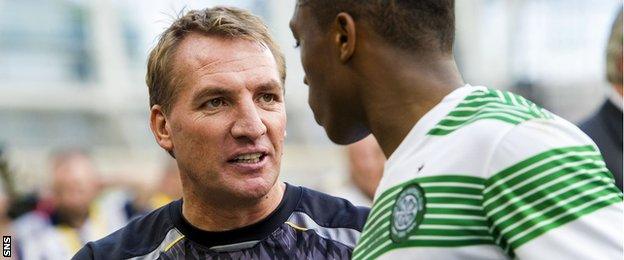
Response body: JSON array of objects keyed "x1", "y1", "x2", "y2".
[{"x1": 233, "y1": 153, "x2": 263, "y2": 163}]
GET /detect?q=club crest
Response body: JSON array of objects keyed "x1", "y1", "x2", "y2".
[{"x1": 390, "y1": 184, "x2": 426, "y2": 243}]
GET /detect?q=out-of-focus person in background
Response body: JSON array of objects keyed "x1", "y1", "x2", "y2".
[
  {"x1": 333, "y1": 135, "x2": 384, "y2": 206},
  {"x1": 13, "y1": 149, "x2": 126, "y2": 259},
  {"x1": 0, "y1": 146, "x2": 18, "y2": 259},
  {"x1": 148, "y1": 159, "x2": 182, "y2": 209},
  {"x1": 74, "y1": 7, "x2": 369, "y2": 259},
  {"x1": 124, "y1": 158, "x2": 184, "y2": 215},
  {"x1": 579, "y1": 9, "x2": 623, "y2": 191}
]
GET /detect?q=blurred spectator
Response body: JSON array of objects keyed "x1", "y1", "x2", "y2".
[
  {"x1": 579, "y1": 9, "x2": 623, "y2": 191},
  {"x1": 148, "y1": 159, "x2": 182, "y2": 209},
  {"x1": 0, "y1": 146, "x2": 18, "y2": 259},
  {"x1": 122, "y1": 159, "x2": 183, "y2": 214},
  {"x1": 12, "y1": 149, "x2": 124, "y2": 259},
  {"x1": 333, "y1": 135, "x2": 385, "y2": 206}
]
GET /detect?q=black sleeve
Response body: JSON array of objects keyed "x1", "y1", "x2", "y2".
[{"x1": 72, "y1": 243, "x2": 94, "y2": 260}]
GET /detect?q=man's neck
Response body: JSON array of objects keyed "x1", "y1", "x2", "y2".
[
  {"x1": 357, "y1": 48, "x2": 463, "y2": 158},
  {"x1": 181, "y1": 182, "x2": 285, "y2": 232}
]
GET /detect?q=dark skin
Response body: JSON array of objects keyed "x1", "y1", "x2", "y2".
[{"x1": 290, "y1": 5, "x2": 464, "y2": 157}]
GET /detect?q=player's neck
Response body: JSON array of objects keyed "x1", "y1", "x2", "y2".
[
  {"x1": 358, "y1": 52, "x2": 463, "y2": 158},
  {"x1": 181, "y1": 181, "x2": 285, "y2": 232}
]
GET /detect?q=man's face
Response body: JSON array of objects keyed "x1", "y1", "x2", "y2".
[
  {"x1": 290, "y1": 4, "x2": 368, "y2": 145},
  {"x1": 52, "y1": 155, "x2": 99, "y2": 218},
  {"x1": 158, "y1": 34, "x2": 286, "y2": 202}
]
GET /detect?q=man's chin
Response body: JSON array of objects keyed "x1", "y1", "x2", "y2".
[
  {"x1": 326, "y1": 124, "x2": 370, "y2": 145},
  {"x1": 230, "y1": 176, "x2": 278, "y2": 200}
]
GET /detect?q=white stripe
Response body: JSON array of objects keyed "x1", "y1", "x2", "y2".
[
  {"x1": 408, "y1": 235, "x2": 493, "y2": 241},
  {"x1": 366, "y1": 197, "x2": 396, "y2": 229},
  {"x1": 490, "y1": 174, "x2": 612, "y2": 231},
  {"x1": 425, "y1": 214, "x2": 487, "y2": 221},
  {"x1": 486, "y1": 167, "x2": 608, "y2": 218},
  {"x1": 359, "y1": 239, "x2": 393, "y2": 260},
  {"x1": 495, "y1": 89, "x2": 506, "y2": 101},
  {"x1": 426, "y1": 193, "x2": 483, "y2": 200},
  {"x1": 432, "y1": 112, "x2": 525, "y2": 131},
  {"x1": 353, "y1": 231, "x2": 390, "y2": 258},
  {"x1": 460, "y1": 97, "x2": 503, "y2": 104},
  {"x1": 484, "y1": 156, "x2": 602, "y2": 207},
  {"x1": 496, "y1": 185, "x2": 611, "y2": 244},
  {"x1": 370, "y1": 188, "x2": 402, "y2": 216},
  {"x1": 428, "y1": 203, "x2": 483, "y2": 210},
  {"x1": 357, "y1": 213, "x2": 391, "y2": 246},
  {"x1": 287, "y1": 212, "x2": 362, "y2": 248},
  {"x1": 421, "y1": 182, "x2": 485, "y2": 189},
  {"x1": 209, "y1": 240, "x2": 260, "y2": 252},
  {"x1": 444, "y1": 108, "x2": 532, "y2": 122},
  {"x1": 519, "y1": 96, "x2": 530, "y2": 107},
  {"x1": 483, "y1": 150, "x2": 600, "y2": 195},
  {"x1": 508, "y1": 92, "x2": 520, "y2": 106},
  {"x1": 419, "y1": 224, "x2": 488, "y2": 231},
  {"x1": 507, "y1": 193, "x2": 621, "y2": 244},
  {"x1": 468, "y1": 90, "x2": 491, "y2": 97},
  {"x1": 453, "y1": 101, "x2": 530, "y2": 112},
  {"x1": 451, "y1": 103, "x2": 534, "y2": 118},
  {"x1": 357, "y1": 222, "x2": 390, "y2": 251}
]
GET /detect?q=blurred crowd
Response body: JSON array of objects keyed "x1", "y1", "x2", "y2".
[
  {"x1": 0, "y1": 144, "x2": 379, "y2": 259},
  {"x1": 0, "y1": 148, "x2": 182, "y2": 259}
]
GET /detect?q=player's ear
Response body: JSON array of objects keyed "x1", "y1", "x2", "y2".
[
  {"x1": 334, "y1": 12, "x2": 356, "y2": 63},
  {"x1": 150, "y1": 105, "x2": 175, "y2": 158}
]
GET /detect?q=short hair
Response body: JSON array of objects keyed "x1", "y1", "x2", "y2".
[
  {"x1": 146, "y1": 7, "x2": 286, "y2": 114},
  {"x1": 299, "y1": 0, "x2": 455, "y2": 54},
  {"x1": 606, "y1": 9, "x2": 622, "y2": 85}
]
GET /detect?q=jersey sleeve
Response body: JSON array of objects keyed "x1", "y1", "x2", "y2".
[{"x1": 482, "y1": 118, "x2": 623, "y2": 259}]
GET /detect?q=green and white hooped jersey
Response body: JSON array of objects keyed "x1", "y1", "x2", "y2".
[{"x1": 352, "y1": 85, "x2": 623, "y2": 260}]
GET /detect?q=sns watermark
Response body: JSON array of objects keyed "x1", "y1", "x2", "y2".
[{"x1": 2, "y1": 236, "x2": 9, "y2": 257}]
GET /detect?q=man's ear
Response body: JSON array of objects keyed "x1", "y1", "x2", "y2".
[
  {"x1": 334, "y1": 12, "x2": 356, "y2": 62},
  {"x1": 150, "y1": 105, "x2": 175, "y2": 157}
]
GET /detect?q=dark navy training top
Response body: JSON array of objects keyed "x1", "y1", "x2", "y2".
[{"x1": 73, "y1": 183, "x2": 370, "y2": 259}]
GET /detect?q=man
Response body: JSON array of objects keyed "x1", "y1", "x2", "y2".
[
  {"x1": 580, "y1": 10, "x2": 623, "y2": 191},
  {"x1": 147, "y1": 159, "x2": 183, "y2": 209},
  {"x1": 74, "y1": 7, "x2": 368, "y2": 259},
  {"x1": 290, "y1": 1, "x2": 623, "y2": 259},
  {"x1": 13, "y1": 150, "x2": 123, "y2": 259}
]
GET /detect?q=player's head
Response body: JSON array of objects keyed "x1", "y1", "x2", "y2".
[
  {"x1": 290, "y1": 0, "x2": 455, "y2": 144},
  {"x1": 147, "y1": 7, "x2": 286, "y2": 115},
  {"x1": 606, "y1": 9, "x2": 622, "y2": 92},
  {"x1": 147, "y1": 7, "x2": 286, "y2": 203},
  {"x1": 50, "y1": 149, "x2": 100, "y2": 224}
]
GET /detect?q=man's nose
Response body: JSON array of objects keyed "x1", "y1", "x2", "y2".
[
  {"x1": 303, "y1": 76, "x2": 308, "y2": 86},
  {"x1": 231, "y1": 102, "x2": 267, "y2": 141}
]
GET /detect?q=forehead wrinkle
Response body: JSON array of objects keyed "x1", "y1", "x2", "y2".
[
  {"x1": 192, "y1": 55, "x2": 251, "y2": 74},
  {"x1": 197, "y1": 64, "x2": 276, "y2": 79}
]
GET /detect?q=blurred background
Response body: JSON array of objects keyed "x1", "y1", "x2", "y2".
[{"x1": 0, "y1": 0, "x2": 620, "y2": 257}]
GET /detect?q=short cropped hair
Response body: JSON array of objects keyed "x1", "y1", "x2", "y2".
[
  {"x1": 606, "y1": 9, "x2": 622, "y2": 85},
  {"x1": 299, "y1": 0, "x2": 455, "y2": 54},
  {"x1": 146, "y1": 7, "x2": 286, "y2": 114}
]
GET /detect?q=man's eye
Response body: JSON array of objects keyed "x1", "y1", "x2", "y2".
[
  {"x1": 205, "y1": 98, "x2": 225, "y2": 108},
  {"x1": 260, "y1": 94, "x2": 276, "y2": 103}
]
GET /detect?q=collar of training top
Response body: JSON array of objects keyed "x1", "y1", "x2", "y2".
[{"x1": 169, "y1": 183, "x2": 302, "y2": 248}]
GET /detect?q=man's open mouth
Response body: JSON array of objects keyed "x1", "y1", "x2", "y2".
[{"x1": 228, "y1": 152, "x2": 267, "y2": 164}]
